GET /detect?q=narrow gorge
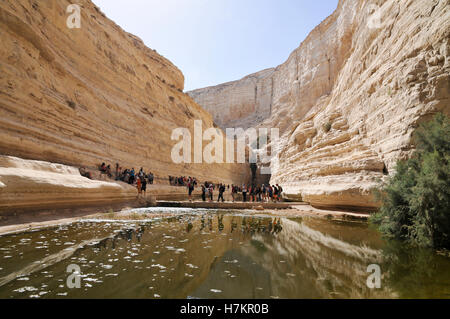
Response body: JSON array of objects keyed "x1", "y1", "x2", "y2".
[
  {"x1": 0, "y1": 0, "x2": 449, "y2": 216},
  {"x1": 189, "y1": 0, "x2": 450, "y2": 210},
  {"x1": 0, "y1": 0, "x2": 449, "y2": 302}
]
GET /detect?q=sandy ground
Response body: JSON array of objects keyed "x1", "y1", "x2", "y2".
[{"x1": 0, "y1": 202, "x2": 370, "y2": 236}]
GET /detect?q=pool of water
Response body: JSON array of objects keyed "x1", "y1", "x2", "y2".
[{"x1": 0, "y1": 209, "x2": 449, "y2": 299}]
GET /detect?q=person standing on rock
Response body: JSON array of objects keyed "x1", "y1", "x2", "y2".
[
  {"x1": 141, "y1": 177, "x2": 147, "y2": 197},
  {"x1": 262, "y1": 184, "x2": 267, "y2": 202},
  {"x1": 187, "y1": 179, "x2": 195, "y2": 202},
  {"x1": 218, "y1": 184, "x2": 225, "y2": 202},
  {"x1": 276, "y1": 184, "x2": 283, "y2": 201},
  {"x1": 256, "y1": 185, "x2": 262, "y2": 202},
  {"x1": 268, "y1": 185, "x2": 273, "y2": 202},
  {"x1": 208, "y1": 183, "x2": 214, "y2": 202},
  {"x1": 231, "y1": 185, "x2": 237, "y2": 202},
  {"x1": 201, "y1": 184, "x2": 206, "y2": 202},
  {"x1": 130, "y1": 168, "x2": 135, "y2": 185},
  {"x1": 149, "y1": 172, "x2": 154, "y2": 184},
  {"x1": 273, "y1": 185, "x2": 279, "y2": 202},
  {"x1": 242, "y1": 184, "x2": 248, "y2": 202},
  {"x1": 136, "y1": 177, "x2": 142, "y2": 198}
]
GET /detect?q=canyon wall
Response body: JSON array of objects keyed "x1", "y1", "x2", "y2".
[
  {"x1": 189, "y1": 68, "x2": 275, "y2": 130},
  {"x1": 0, "y1": 0, "x2": 249, "y2": 202},
  {"x1": 189, "y1": 0, "x2": 450, "y2": 210}
]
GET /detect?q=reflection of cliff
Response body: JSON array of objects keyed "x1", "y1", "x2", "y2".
[
  {"x1": 194, "y1": 218, "x2": 396, "y2": 299},
  {"x1": 261, "y1": 218, "x2": 392, "y2": 298},
  {"x1": 0, "y1": 215, "x2": 400, "y2": 299}
]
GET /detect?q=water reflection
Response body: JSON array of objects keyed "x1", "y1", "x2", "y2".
[{"x1": 0, "y1": 213, "x2": 448, "y2": 299}]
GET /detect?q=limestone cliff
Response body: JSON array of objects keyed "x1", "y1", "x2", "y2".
[
  {"x1": 0, "y1": 0, "x2": 248, "y2": 192},
  {"x1": 189, "y1": 0, "x2": 450, "y2": 210},
  {"x1": 189, "y1": 68, "x2": 275, "y2": 130}
]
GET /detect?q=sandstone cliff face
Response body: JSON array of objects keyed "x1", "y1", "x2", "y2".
[
  {"x1": 189, "y1": 0, "x2": 450, "y2": 209},
  {"x1": 0, "y1": 155, "x2": 142, "y2": 213},
  {"x1": 189, "y1": 68, "x2": 275, "y2": 130},
  {"x1": 0, "y1": 0, "x2": 247, "y2": 189}
]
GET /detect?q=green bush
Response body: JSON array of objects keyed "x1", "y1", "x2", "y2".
[{"x1": 371, "y1": 113, "x2": 450, "y2": 249}]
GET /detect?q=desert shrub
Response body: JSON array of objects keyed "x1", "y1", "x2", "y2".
[{"x1": 370, "y1": 113, "x2": 450, "y2": 249}]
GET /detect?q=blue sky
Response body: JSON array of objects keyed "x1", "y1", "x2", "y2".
[{"x1": 92, "y1": 0, "x2": 339, "y2": 91}]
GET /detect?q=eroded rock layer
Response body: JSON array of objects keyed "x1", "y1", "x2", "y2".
[
  {"x1": 0, "y1": 0, "x2": 248, "y2": 193},
  {"x1": 189, "y1": 0, "x2": 450, "y2": 209}
]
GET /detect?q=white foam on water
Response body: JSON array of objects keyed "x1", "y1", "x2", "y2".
[
  {"x1": 151, "y1": 264, "x2": 166, "y2": 270},
  {"x1": 186, "y1": 264, "x2": 198, "y2": 269},
  {"x1": 14, "y1": 286, "x2": 38, "y2": 293},
  {"x1": 210, "y1": 289, "x2": 222, "y2": 293},
  {"x1": 17, "y1": 277, "x2": 29, "y2": 281}
]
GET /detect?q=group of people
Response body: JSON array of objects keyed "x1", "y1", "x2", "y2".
[
  {"x1": 96, "y1": 163, "x2": 285, "y2": 203},
  {"x1": 169, "y1": 176, "x2": 198, "y2": 187},
  {"x1": 192, "y1": 182, "x2": 283, "y2": 203},
  {"x1": 199, "y1": 182, "x2": 228, "y2": 203},
  {"x1": 231, "y1": 184, "x2": 283, "y2": 203},
  {"x1": 99, "y1": 163, "x2": 154, "y2": 197}
]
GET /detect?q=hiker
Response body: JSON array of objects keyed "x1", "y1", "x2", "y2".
[
  {"x1": 106, "y1": 165, "x2": 112, "y2": 177},
  {"x1": 242, "y1": 184, "x2": 248, "y2": 202},
  {"x1": 250, "y1": 185, "x2": 256, "y2": 202},
  {"x1": 268, "y1": 185, "x2": 273, "y2": 201},
  {"x1": 129, "y1": 168, "x2": 135, "y2": 185},
  {"x1": 276, "y1": 184, "x2": 283, "y2": 201},
  {"x1": 208, "y1": 183, "x2": 214, "y2": 202},
  {"x1": 99, "y1": 163, "x2": 108, "y2": 179},
  {"x1": 256, "y1": 186, "x2": 262, "y2": 202},
  {"x1": 136, "y1": 177, "x2": 142, "y2": 198},
  {"x1": 187, "y1": 179, "x2": 195, "y2": 202},
  {"x1": 231, "y1": 184, "x2": 237, "y2": 202},
  {"x1": 141, "y1": 177, "x2": 147, "y2": 196},
  {"x1": 218, "y1": 184, "x2": 225, "y2": 202},
  {"x1": 273, "y1": 185, "x2": 278, "y2": 202},
  {"x1": 201, "y1": 184, "x2": 207, "y2": 202}
]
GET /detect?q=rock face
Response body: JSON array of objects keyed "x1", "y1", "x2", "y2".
[
  {"x1": 189, "y1": 0, "x2": 450, "y2": 210},
  {"x1": 0, "y1": 0, "x2": 248, "y2": 192},
  {"x1": 0, "y1": 155, "x2": 228, "y2": 215},
  {"x1": 189, "y1": 68, "x2": 275, "y2": 130},
  {"x1": 0, "y1": 155, "x2": 142, "y2": 214}
]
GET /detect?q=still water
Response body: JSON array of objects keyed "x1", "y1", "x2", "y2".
[{"x1": 0, "y1": 209, "x2": 449, "y2": 299}]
